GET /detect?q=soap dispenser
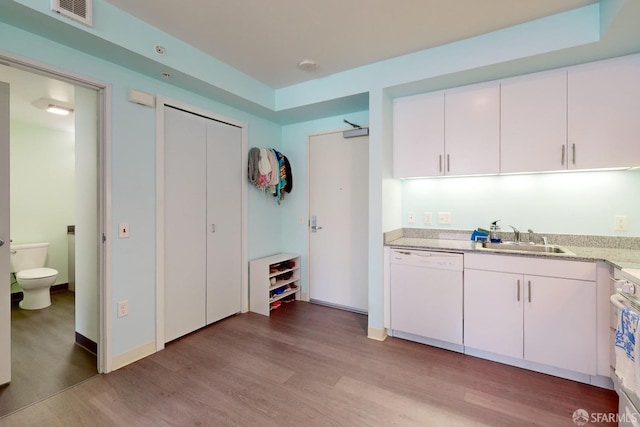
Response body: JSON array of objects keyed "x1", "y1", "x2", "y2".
[{"x1": 490, "y1": 220, "x2": 501, "y2": 243}]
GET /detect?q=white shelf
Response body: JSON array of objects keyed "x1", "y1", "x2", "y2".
[{"x1": 250, "y1": 253, "x2": 301, "y2": 316}]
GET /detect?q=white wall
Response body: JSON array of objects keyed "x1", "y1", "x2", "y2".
[
  {"x1": 9, "y1": 121, "x2": 74, "y2": 290},
  {"x1": 401, "y1": 169, "x2": 640, "y2": 236}
]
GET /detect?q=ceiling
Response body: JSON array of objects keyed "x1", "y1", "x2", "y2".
[
  {"x1": 0, "y1": 63, "x2": 75, "y2": 133},
  {"x1": 103, "y1": 0, "x2": 598, "y2": 89}
]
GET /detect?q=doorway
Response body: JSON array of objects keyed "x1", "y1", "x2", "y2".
[
  {"x1": 0, "y1": 58, "x2": 106, "y2": 415},
  {"x1": 308, "y1": 130, "x2": 369, "y2": 313}
]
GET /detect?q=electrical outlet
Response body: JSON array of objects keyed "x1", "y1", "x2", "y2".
[
  {"x1": 438, "y1": 212, "x2": 452, "y2": 225},
  {"x1": 117, "y1": 300, "x2": 129, "y2": 318},
  {"x1": 614, "y1": 215, "x2": 628, "y2": 231},
  {"x1": 423, "y1": 212, "x2": 432, "y2": 225},
  {"x1": 408, "y1": 211, "x2": 416, "y2": 224}
]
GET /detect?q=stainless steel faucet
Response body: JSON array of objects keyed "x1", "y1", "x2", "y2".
[{"x1": 509, "y1": 225, "x2": 520, "y2": 243}]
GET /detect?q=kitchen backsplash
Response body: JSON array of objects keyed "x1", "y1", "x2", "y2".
[{"x1": 401, "y1": 169, "x2": 640, "y2": 236}]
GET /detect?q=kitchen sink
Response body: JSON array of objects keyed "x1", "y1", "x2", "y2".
[{"x1": 479, "y1": 241, "x2": 576, "y2": 256}]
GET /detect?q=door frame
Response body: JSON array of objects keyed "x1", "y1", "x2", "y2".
[
  {"x1": 0, "y1": 50, "x2": 112, "y2": 373},
  {"x1": 155, "y1": 96, "x2": 248, "y2": 350},
  {"x1": 306, "y1": 127, "x2": 369, "y2": 310}
]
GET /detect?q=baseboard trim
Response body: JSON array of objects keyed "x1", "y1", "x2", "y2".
[
  {"x1": 112, "y1": 341, "x2": 156, "y2": 371},
  {"x1": 367, "y1": 327, "x2": 387, "y2": 341},
  {"x1": 75, "y1": 332, "x2": 98, "y2": 355}
]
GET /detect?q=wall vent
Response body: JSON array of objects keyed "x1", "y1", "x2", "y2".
[{"x1": 51, "y1": 0, "x2": 93, "y2": 27}]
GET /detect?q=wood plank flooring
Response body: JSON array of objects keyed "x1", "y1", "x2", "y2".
[
  {"x1": 0, "y1": 301, "x2": 617, "y2": 426},
  {"x1": 0, "y1": 291, "x2": 97, "y2": 416}
]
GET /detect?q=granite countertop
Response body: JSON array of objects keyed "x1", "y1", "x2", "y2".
[{"x1": 385, "y1": 229, "x2": 640, "y2": 270}]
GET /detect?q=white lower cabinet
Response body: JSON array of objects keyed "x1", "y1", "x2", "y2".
[{"x1": 464, "y1": 254, "x2": 597, "y2": 375}]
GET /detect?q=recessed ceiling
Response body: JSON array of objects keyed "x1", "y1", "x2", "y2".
[{"x1": 104, "y1": 0, "x2": 597, "y2": 88}]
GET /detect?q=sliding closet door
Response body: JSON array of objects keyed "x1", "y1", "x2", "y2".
[
  {"x1": 206, "y1": 120, "x2": 242, "y2": 324},
  {"x1": 164, "y1": 107, "x2": 207, "y2": 342}
]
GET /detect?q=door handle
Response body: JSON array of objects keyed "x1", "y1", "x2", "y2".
[
  {"x1": 311, "y1": 216, "x2": 323, "y2": 233},
  {"x1": 517, "y1": 279, "x2": 520, "y2": 302}
]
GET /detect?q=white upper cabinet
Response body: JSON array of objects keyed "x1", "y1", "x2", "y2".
[
  {"x1": 393, "y1": 53, "x2": 640, "y2": 178},
  {"x1": 501, "y1": 70, "x2": 568, "y2": 173},
  {"x1": 568, "y1": 54, "x2": 640, "y2": 169},
  {"x1": 393, "y1": 91, "x2": 444, "y2": 178},
  {"x1": 445, "y1": 83, "x2": 500, "y2": 176}
]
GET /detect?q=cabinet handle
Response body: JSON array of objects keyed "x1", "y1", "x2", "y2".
[
  {"x1": 561, "y1": 145, "x2": 565, "y2": 166},
  {"x1": 211, "y1": 224, "x2": 216, "y2": 233},
  {"x1": 528, "y1": 280, "x2": 532, "y2": 303},
  {"x1": 572, "y1": 143, "x2": 576, "y2": 165},
  {"x1": 439, "y1": 155, "x2": 442, "y2": 172},
  {"x1": 517, "y1": 279, "x2": 520, "y2": 301},
  {"x1": 447, "y1": 154, "x2": 450, "y2": 172}
]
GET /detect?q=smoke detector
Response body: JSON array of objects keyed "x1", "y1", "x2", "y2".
[{"x1": 297, "y1": 60, "x2": 318, "y2": 72}]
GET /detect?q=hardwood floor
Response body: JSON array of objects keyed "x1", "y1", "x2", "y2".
[
  {"x1": 0, "y1": 301, "x2": 617, "y2": 426},
  {"x1": 0, "y1": 291, "x2": 97, "y2": 416}
]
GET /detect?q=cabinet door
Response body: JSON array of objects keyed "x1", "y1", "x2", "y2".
[
  {"x1": 164, "y1": 107, "x2": 207, "y2": 342},
  {"x1": 568, "y1": 55, "x2": 640, "y2": 169},
  {"x1": 390, "y1": 264, "x2": 462, "y2": 344},
  {"x1": 524, "y1": 275, "x2": 596, "y2": 375},
  {"x1": 445, "y1": 83, "x2": 500, "y2": 175},
  {"x1": 464, "y1": 269, "x2": 523, "y2": 358},
  {"x1": 393, "y1": 92, "x2": 445, "y2": 178},
  {"x1": 206, "y1": 120, "x2": 243, "y2": 324},
  {"x1": 501, "y1": 70, "x2": 567, "y2": 173}
]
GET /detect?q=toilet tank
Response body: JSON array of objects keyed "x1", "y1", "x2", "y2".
[{"x1": 10, "y1": 242, "x2": 50, "y2": 272}]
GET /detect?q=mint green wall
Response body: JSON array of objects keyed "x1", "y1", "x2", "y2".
[
  {"x1": 0, "y1": 21, "x2": 281, "y2": 357},
  {"x1": 2, "y1": 0, "x2": 638, "y2": 353},
  {"x1": 9, "y1": 121, "x2": 74, "y2": 290},
  {"x1": 280, "y1": 110, "x2": 369, "y2": 296},
  {"x1": 401, "y1": 170, "x2": 640, "y2": 236}
]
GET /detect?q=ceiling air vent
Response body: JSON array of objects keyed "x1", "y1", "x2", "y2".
[{"x1": 51, "y1": 0, "x2": 93, "y2": 27}]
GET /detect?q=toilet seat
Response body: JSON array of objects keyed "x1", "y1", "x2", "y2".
[{"x1": 16, "y1": 267, "x2": 58, "y2": 280}]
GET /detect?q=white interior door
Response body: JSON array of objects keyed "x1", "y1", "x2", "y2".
[
  {"x1": 309, "y1": 131, "x2": 369, "y2": 312},
  {"x1": 206, "y1": 119, "x2": 242, "y2": 324},
  {"x1": 164, "y1": 107, "x2": 207, "y2": 342},
  {"x1": 0, "y1": 81, "x2": 10, "y2": 384}
]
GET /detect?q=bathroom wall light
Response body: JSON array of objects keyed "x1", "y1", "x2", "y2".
[
  {"x1": 33, "y1": 97, "x2": 74, "y2": 115},
  {"x1": 46, "y1": 104, "x2": 74, "y2": 115}
]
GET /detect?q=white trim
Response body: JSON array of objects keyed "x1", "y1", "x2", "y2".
[
  {"x1": 155, "y1": 96, "x2": 249, "y2": 350},
  {"x1": 0, "y1": 49, "x2": 112, "y2": 373},
  {"x1": 111, "y1": 341, "x2": 156, "y2": 371},
  {"x1": 367, "y1": 327, "x2": 387, "y2": 341}
]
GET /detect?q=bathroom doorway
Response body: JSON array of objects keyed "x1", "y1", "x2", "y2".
[{"x1": 0, "y1": 60, "x2": 106, "y2": 415}]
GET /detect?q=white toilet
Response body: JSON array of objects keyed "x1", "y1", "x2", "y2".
[{"x1": 10, "y1": 242, "x2": 59, "y2": 310}]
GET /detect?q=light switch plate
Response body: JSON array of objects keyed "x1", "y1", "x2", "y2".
[
  {"x1": 118, "y1": 222, "x2": 130, "y2": 238},
  {"x1": 423, "y1": 212, "x2": 432, "y2": 225}
]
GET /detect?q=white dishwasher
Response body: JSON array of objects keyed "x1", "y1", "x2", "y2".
[{"x1": 389, "y1": 249, "x2": 464, "y2": 352}]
